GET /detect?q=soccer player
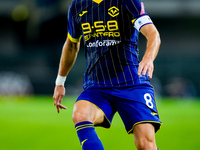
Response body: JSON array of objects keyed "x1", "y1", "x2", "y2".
[{"x1": 53, "y1": 0, "x2": 161, "y2": 149}]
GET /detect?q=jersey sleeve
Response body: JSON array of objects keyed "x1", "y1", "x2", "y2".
[
  {"x1": 126, "y1": 0, "x2": 153, "y2": 32},
  {"x1": 67, "y1": 6, "x2": 82, "y2": 43}
]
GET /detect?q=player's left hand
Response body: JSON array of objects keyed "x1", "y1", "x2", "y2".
[{"x1": 138, "y1": 58, "x2": 154, "y2": 79}]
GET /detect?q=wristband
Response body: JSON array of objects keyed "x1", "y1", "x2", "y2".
[{"x1": 55, "y1": 75, "x2": 67, "y2": 86}]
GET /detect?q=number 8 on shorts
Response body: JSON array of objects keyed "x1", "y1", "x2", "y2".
[{"x1": 144, "y1": 93, "x2": 154, "y2": 109}]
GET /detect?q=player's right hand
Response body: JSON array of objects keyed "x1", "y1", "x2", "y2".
[{"x1": 53, "y1": 85, "x2": 67, "y2": 113}]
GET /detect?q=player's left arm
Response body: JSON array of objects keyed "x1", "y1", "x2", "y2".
[{"x1": 138, "y1": 23, "x2": 161, "y2": 79}]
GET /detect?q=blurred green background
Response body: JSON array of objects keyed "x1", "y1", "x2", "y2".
[
  {"x1": 0, "y1": 0, "x2": 200, "y2": 150},
  {"x1": 0, "y1": 96, "x2": 200, "y2": 150}
]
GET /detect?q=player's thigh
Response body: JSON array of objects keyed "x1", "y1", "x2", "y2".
[
  {"x1": 133, "y1": 123, "x2": 157, "y2": 149},
  {"x1": 72, "y1": 100, "x2": 105, "y2": 125}
]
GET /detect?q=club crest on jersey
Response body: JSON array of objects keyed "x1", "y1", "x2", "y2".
[{"x1": 108, "y1": 6, "x2": 119, "y2": 17}]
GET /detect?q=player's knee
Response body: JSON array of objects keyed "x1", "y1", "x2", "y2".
[
  {"x1": 135, "y1": 139, "x2": 156, "y2": 150},
  {"x1": 72, "y1": 111, "x2": 91, "y2": 124}
]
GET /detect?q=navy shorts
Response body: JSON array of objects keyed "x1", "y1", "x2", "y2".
[{"x1": 76, "y1": 84, "x2": 161, "y2": 134}]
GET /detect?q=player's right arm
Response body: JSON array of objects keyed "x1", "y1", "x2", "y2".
[
  {"x1": 53, "y1": 37, "x2": 80, "y2": 113},
  {"x1": 53, "y1": 2, "x2": 82, "y2": 113}
]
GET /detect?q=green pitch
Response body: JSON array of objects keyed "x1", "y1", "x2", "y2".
[{"x1": 0, "y1": 96, "x2": 200, "y2": 150}]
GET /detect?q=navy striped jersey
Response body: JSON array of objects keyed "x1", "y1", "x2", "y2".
[{"x1": 67, "y1": 0, "x2": 153, "y2": 89}]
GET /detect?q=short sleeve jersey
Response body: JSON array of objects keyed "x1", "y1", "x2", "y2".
[{"x1": 67, "y1": 0, "x2": 153, "y2": 89}]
